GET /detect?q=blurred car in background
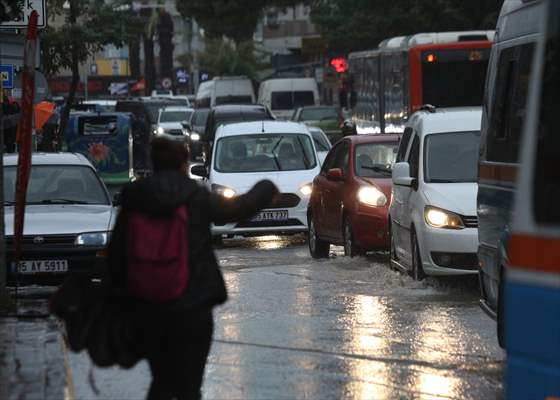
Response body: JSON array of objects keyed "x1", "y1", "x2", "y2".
[
  {"x1": 291, "y1": 106, "x2": 344, "y2": 143},
  {"x1": 156, "y1": 106, "x2": 194, "y2": 139},
  {"x1": 308, "y1": 134, "x2": 399, "y2": 258},
  {"x1": 203, "y1": 104, "x2": 275, "y2": 144},
  {"x1": 258, "y1": 78, "x2": 320, "y2": 120},
  {"x1": 195, "y1": 76, "x2": 255, "y2": 108},
  {"x1": 307, "y1": 126, "x2": 332, "y2": 165},
  {"x1": 184, "y1": 107, "x2": 210, "y2": 161}
]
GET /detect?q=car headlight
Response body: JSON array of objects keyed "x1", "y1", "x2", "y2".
[
  {"x1": 424, "y1": 206, "x2": 464, "y2": 229},
  {"x1": 75, "y1": 232, "x2": 109, "y2": 246},
  {"x1": 190, "y1": 133, "x2": 200, "y2": 141},
  {"x1": 299, "y1": 183, "x2": 313, "y2": 197},
  {"x1": 357, "y1": 186, "x2": 387, "y2": 207},
  {"x1": 156, "y1": 126, "x2": 165, "y2": 135},
  {"x1": 211, "y1": 184, "x2": 236, "y2": 199}
]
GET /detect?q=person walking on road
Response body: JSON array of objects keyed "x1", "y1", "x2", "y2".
[{"x1": 107, "y1": 136, "x2": 278, "y2": 400}]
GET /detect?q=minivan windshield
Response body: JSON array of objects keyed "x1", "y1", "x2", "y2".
[
  {"x1": 424, "y1": 131, "x2": 481, "y2": 183},
  {"x1": 354, "y1": 142, "x2": 398, "y2": 177},
  {"x1": 3, "y1": 165, "x2": 109, "y2": 205},
  {"x1": 271, "y1": 91, "x2": 315, "y2": 110},
  {"x1": 215, "y1": 134, "x2": 317, "y2": 172}
]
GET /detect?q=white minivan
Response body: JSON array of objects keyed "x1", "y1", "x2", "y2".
[
  {"x1": 195, "y1": 76, "x2": 255, "y2": 108},
  {"x1": 192, "y1": 120, "x2": 321, "y2": 237},
  {"x1": 258, "y1": 78, "x2": 320, "y2": 120},
  {"x1": 390, "y1": 107, "x2": 482, "y2": 280}
]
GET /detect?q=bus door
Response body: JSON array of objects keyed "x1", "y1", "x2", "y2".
[{"x1": 506, "y1": 2, "x2": 560, "y2": 398}]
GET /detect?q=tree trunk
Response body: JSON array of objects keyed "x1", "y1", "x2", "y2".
[
  {"x1": 129, "y1": 39, "x2": 141, "y2": 78},
  {"x1": 143, "y1": 33, "x2": 156, "y2": 94}
]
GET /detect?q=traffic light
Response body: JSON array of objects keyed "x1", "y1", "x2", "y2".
[{"x1": 330, "y1": 57, "x2": 348, "y2": 74}]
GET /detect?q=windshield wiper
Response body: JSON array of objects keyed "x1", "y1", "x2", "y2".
[
  {"x1": 271, "y1": 136, "x2": 285, "y2": 171},
  {"x1": 39, "y1": 198, "x2": 90, "y2": 205},
  {"x1": 362, "y1": 165, "x2": 392, "y2": 174},
  {"x1": 296, "y1": 136, "x2": 311, "y2": 169}
]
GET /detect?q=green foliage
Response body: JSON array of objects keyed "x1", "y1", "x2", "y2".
[
  {"x1": 310, "y1": 0, "x2": 504, "y2": 53},
  {"x1": 176, "y1": 0, "x2": 298, "y2": 43},
  {"x1": 197, "y1": 39, "x2": 264, "y2": 80},
  {"x1": 0, "y1": 0, "x2": 23, "y2": 23}
]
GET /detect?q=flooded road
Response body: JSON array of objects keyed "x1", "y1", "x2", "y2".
[{"x1": 69, "y1": 235, "x2": 504, "y2": 399}]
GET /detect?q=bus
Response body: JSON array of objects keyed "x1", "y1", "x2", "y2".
[
  {"x1": 505, "y1": 0, "x2": 560, "y2": 398},
  {"x1": 348, "y1": 31, "x2": 494, "y2": 134}
]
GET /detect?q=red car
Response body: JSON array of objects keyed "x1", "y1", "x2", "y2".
[{"x1": 307, "y1": 134, "x2": 401, "y2": 257}]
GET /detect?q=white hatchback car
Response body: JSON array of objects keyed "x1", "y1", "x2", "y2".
[
  {"x1": 389, "y1": 107, "x2": 482, "y2": 280},
  {"x1": 193, "y1": 121, "x2": 321, "y2": 236}
]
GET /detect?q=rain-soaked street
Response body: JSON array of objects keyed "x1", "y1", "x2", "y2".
[{"x1": 68, "y1": 235, "x2": 504, "y2": 400}]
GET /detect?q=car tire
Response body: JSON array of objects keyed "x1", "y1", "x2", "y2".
[
  {"x1": 343, "y1": 216, "x2": 360, "y2": 258},
  {"x1": 308, "y1": 215, "x2": 330, "y2": 259},
  {"x1": 411, "y1": 230, "x2": 425, "y2": 281},
  {"x1": 497, "y1": 273, "x2": 506, "y2": 349}
]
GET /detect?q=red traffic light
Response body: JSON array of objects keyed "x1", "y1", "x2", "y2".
[{"x1": 330, "y1": 57, "x2": 348, "y2": 73}]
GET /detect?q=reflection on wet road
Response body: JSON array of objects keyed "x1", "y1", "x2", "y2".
[{"x1": 69, "y1": 235, "x2": 504, "y2": 399}]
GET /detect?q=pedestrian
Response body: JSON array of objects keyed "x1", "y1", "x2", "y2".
[{"x1": 106, "y1": 136, "x2": 278, "y2": 400}]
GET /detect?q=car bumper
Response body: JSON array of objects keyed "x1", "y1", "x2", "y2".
[
  {"x1": 417, "y1": 224, "x2": 479, "y2": 276},
  {"x1": 6, "y1": 247, "x2": 107, "y2": 285},
  {"x1": 352, "y1": 206, "x2": 390, "y2": 250}
]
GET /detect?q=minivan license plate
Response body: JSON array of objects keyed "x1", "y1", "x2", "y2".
[
  {"x1": 17, "y1": 260, "x2": 68, "y2": 274},
  {"x1": 252, "y1": 210, "x2": 289, "y2": 222}
]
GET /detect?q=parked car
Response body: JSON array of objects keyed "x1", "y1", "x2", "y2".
[
  {"x1": 3, "y1": 153, "x2": 116, "y2": 285},
  {"x1": 292, "y1": 106, "x2": 343, "y2": 143},
  {"x1": 390, "y1": 107, "x2": 482, "y2": 280},
  {"x1": 156, "y1": 106, "x2": 194, "y2": 138},
  {"x1": 191, "y1": 121, "x2": 321, "y2": 237},
  {"x1": 195, "y1": 76, "x2": 255, "y2": 108},
  {"x1": 307, "y1": 126, "x2": 332, "y2": 165},
  {"x1": 308, "y1": 134, "x2": 400, "y2": 258},
  {"x1": 258, "y1": 78, "x2": 320, "y2": 120}
]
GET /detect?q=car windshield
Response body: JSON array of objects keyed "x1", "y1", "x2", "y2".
[
  {"x1": 271, "y1": 91, "x2": 314, "y2": 110},
  {"x1": 192, "y1": 110, "x2": 210, "y2": 126},
  {"x1": 301, "y1": 108, "x2": 339, "y2": 121},
  {"x1": 354, "y1": 142, "x2": 398, "y2": 177},
  {"x1": 215, "y1": 95, "x2": 253, "y2": 105},
  {"x1": 160, "y1": 110, "x2": 193, "y2": 123},
  {"x1": 215, "y1": 134, "x2": 317, "y2": 172},
  {"x1": 424, "y1": 131, "x2": 481, "y2": 183},
  {"x1": 3, "y1": 165, "x2": 110, "y2": 205},
  {"x1": 311, "y1": 130, "x2": 331, "y2": 152}
]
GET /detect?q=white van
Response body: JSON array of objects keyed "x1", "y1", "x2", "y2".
[
  {"x1": 258, "y1": 78, "x2": 320, "y2": 120},
  {"x1": 195, "y1": 76, "x2": 255, "y2": 108}
]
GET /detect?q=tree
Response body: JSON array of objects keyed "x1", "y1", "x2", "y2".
[
  {"x1": 42, "y1": 0, "x2": 124, "y2": 145},
  {"x1": 158, "y1": 9, "x2": 174, "y2": 81},
  {"x1": 0, "y1": 0, "x2": 22, "y2": 22},
  {"x1": 197, "y1": 39, "x2": 264, "y2": 80},
  {"x1": 176, "y1": 0, "x2": 298, "y2": 43},
  {"x1": 310, "y1": 0, "x2": 504, "y2": 53}
]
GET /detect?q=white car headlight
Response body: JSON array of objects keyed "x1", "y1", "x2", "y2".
[
  {"x1": 190, "y1": 133, "x2": 200, "y2": 141},
  {"x1": 299, "y1": 183, "x2": 313, "y2": 197},
  {"x1": 424, "y1": 206, "x2": 464, "y2": 229},
  {"x1": 212, "y1": 184, "x2": 236, "y2": 199},
  {"x1": 156, "y1": 126, "x2": 165, "y2": 135},
  {"x1": 357, "y1": 186, "x2": 387, "y2": 207},
  {"x1": 75, "y1": 232, "x2": 109, "y2": 246}
]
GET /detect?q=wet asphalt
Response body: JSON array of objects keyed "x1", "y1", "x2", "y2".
[{"x1": 68, "y1": 235, "x2": 504, "y2": 400}]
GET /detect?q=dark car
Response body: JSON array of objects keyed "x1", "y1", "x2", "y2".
[
  {"x1": 185, "y1": 108, "x2": 210, "y2": 161},
  {"x1": 203, "y1": 104, "x2": 275, "y2": 144},
  {"x1": 307, "y1": 134, "x2": 401, "y2": 258},
  {"x1": 291, "y1": 106, "x2": 344, "y2": 143},
  {"x1": 115, "y1": 98, "x2": 183, "y2": 174}
]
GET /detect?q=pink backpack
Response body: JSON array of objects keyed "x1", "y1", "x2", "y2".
[{"x1": 126, "y1": 206, "x2": 189, "y2": 303}]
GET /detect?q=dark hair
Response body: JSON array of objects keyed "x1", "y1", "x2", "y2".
[{"x1": 151, "y1": 136, "x2": 189, "y2": 172}]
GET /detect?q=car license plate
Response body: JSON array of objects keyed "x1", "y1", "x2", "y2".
[
  {"x1": 251, "y1": 210, "x2": 289, "y2": 222},
  {"x1": 17, "y1": 260, "x2": 68, "y2": 274}
]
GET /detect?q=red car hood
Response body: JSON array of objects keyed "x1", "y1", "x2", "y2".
[{"x1": 356, "y1": 177, "x2": 393, "y2": 198}]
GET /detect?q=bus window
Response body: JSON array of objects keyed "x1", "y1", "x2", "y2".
[
  {"x1": 534, "y1": 3, "x2": 560, "y2": 225},
  {"x1": 421, "y1": 48, "x2": 490, "y2": 108}
]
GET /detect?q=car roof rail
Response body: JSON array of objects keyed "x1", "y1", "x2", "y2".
[{"x1": 419, "y1": 104, "x2": 436, "y2": 113}]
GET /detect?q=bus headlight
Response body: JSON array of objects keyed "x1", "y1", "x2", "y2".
[
  {"x1": 424, "y1": 206, "x2": 464, "y2": 229},
  {"x1": 357, "y1": 186, "x2": 387, "y2": 207}
]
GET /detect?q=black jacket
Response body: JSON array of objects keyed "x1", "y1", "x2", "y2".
[{"x1": 107, "y1": 171, "x2": 277, "y2": 309}]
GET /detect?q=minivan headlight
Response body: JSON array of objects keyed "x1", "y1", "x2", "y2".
[
  {"x1": 75, "y1": 232, "x2": 109, "y2": 246},
  {"x1": 358, "y1": 186, "x2": 387, "y2": 207},
  {"x1": 424, "y1": 206, "x2": 464, "y2": 229},
  {"x1": 212, "y1": 184, "x2": 236, "y2": 199}
]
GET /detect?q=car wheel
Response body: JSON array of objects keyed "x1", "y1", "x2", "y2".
[
  {"x1": 308, "y1": 215, "x2": 330, "y2": 259},
  {"x1": 411, "y1": 231, "x2": 425, "y2": 281},
  {"x1": 497, "y1": 273, "x2": 506, "y2": 349},
  {"x1": 343, "y1": 216, "x2": 360, "y2": 257}
]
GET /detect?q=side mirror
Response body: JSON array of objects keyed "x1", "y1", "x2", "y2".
[
  {"x1": 190, "y1": 164, "x2": 208, "y2": 178},
  {"x1": 392, "y1": 162, "x2": 414, "y2": 187},
  {"x1": 112, "y1": 192, "x2": 121, "y2": 206},
  {"x1": 181, "y1": 121, "x2": 191, "y2": 131},
  {"x1": 327, "y1": 168, "x2": 344, "y2": 181}
]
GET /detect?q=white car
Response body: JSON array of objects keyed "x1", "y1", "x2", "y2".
[
  {"x1": 156, "y1": 106, "x2": 194, "y2": 138},
  {"x1": 307, "y1": 126, "x2": 332, "y2": 165},
  {"x1": 192, "y1": 121, "x2": 321, "y2": 236},
  {"x1": 389, "y1": 107, "x2": 482, "y2": 279},
  {"x1": 3, "y1": 153, "x2": 116, "y2": 284}
]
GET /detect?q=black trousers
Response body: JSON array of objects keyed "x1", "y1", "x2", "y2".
[{"x1": 137, "y1": 307, "x2": 214, "y2": 400}]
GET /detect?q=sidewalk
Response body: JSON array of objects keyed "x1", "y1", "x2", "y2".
[{"x1": 0, "y1": 292, "x2": 72, "y2": 400}]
